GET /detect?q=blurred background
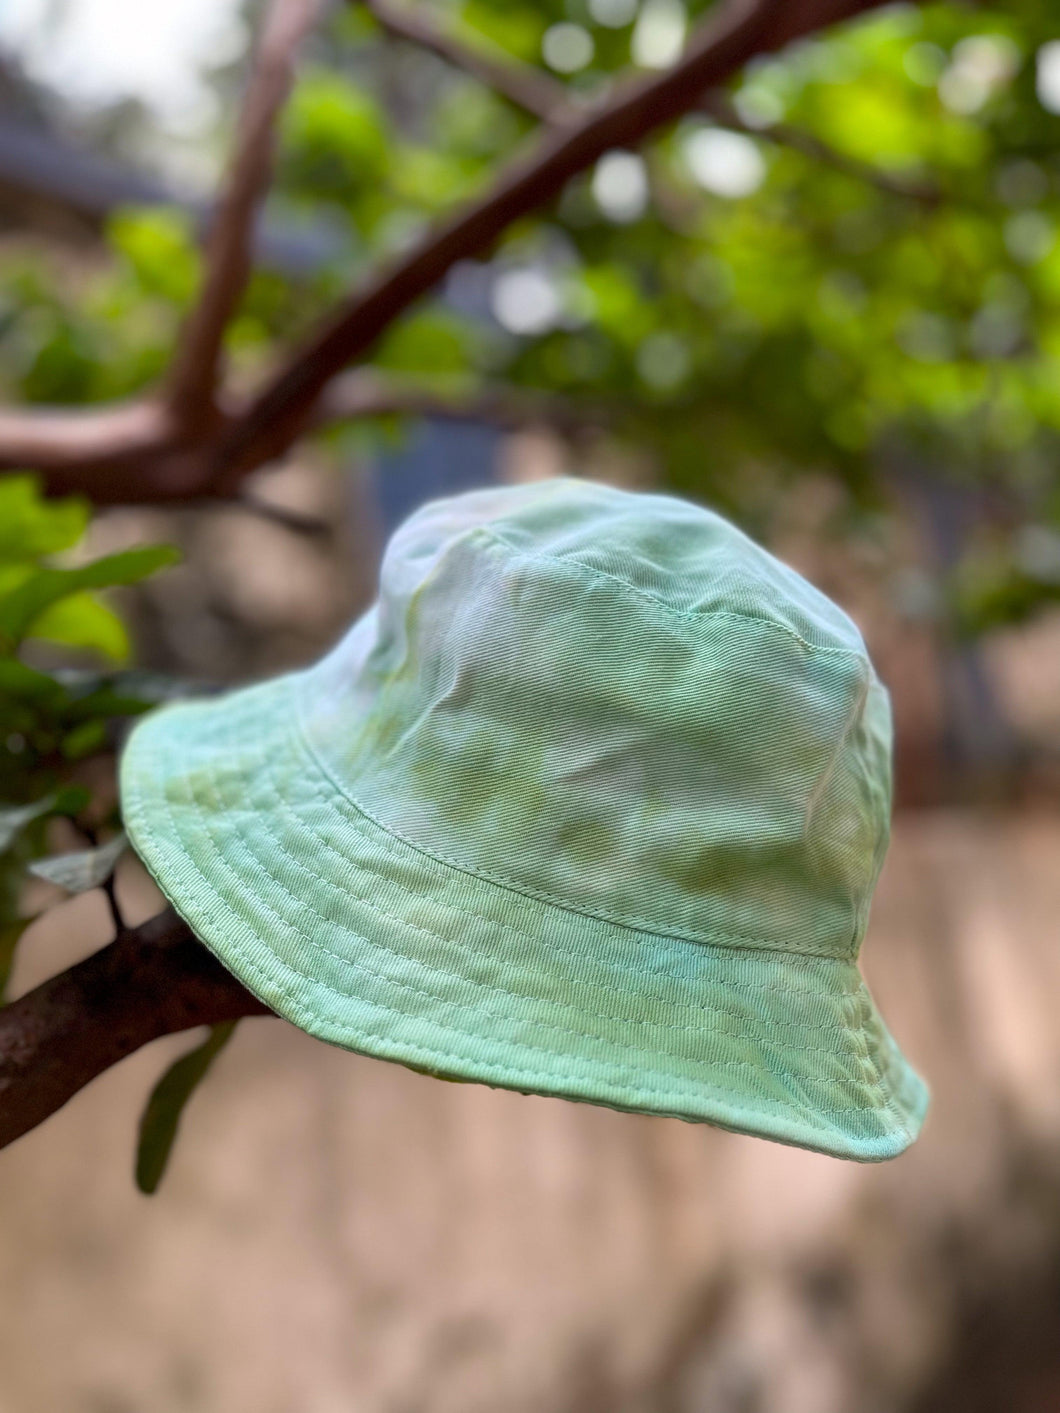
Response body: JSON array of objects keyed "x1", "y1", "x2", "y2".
[{"x1": 0, "y1": 0, "x2": 1059, "y2": 1409}]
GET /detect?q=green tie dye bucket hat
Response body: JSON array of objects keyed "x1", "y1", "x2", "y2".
[{"x1": 121, "y1": 477, "x2": 927, "y2": 1161}]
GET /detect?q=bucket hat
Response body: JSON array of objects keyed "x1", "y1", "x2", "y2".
[{"x1": 121, "y1": 477, "x2": 927, "y2": 1161}]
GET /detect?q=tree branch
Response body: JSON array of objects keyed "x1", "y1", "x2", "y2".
[
  {"x1": 210, "y1": 0, "x2": 893, "y2": 489},
  {"x1": 8, "y1": 0, "x2": 894, "y2": 505},
  {"x1": 167, "y1": 0, "x2": 323, "y2": 436},
  {"x1": 0, "y1": 400, "x2": 170, "y2": 474},
  {"x1": 0, "y1": 0, "x2": 320, "y2": 500},
  {"x1": 367, "y1": 0, "x2": 938, "y2": 215},
  {"x1": 361, "y1": 0, "x2": 693, "y2": 234},
  {"x1": 8, "y1": 372, "x2": 597, "y2": 505},
  {"x1": 363, "y1": 0, "x2": 566, "y2": 122},
  {"x1": 0, "y1": 908, "x2": 271, "y2": 1151},
  {"x1": 0, "y1": 407, "x2": 233, "y2": 505}
]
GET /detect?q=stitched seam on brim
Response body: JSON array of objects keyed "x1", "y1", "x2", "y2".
[
  {"x1": 248, "y1": 737, "x2": 865, "y2": 1047},
  {"x1": 122, "y1": 726, "x2": 903, "y2": 1133},
  {"x1": 290, "y1": 680, "x2": 859, "y2": 965},
  {"x1": 209, "y1": 707, "x2": 875, "y2": 1076},
  {"x1": 267, "y1": 761, "x2": 865, "y2": 1021}
]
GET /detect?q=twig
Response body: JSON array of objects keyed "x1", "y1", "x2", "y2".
[
  {"x1": 237, "y1": 490, "x2": 332, "y2": 537},
  {"x1": 100, "y1": 873, "x2": 127, "y2": 937},
  {"x1": 167, "y1": 0, "x2": 324, "y2": 435},
  {"x1": 362, "y1": 0, "x2": 566, "y2": 122},
  {"x1": 699, "y1": 93, "x2": 942, "y2": 205},
  {"x1": 75, "y1": 821, "x2": 128, "y2": 938},
  {"x1": 0, "y1": 908, "x2": 271, "y2": 1151},
  {"x1": 211, "y1": 0, "x2": 893, "y2": 488},
  {"x1": 316, "y1": 368, "x2": 608, "y2": 433}
]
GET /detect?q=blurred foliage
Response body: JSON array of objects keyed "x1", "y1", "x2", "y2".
[
  {"x1": 6, "y1": 1, "x2": 1059, "y2": 631},
  {"x1": 306, "y1": 0, "x2": 1060, "y2": 633}
]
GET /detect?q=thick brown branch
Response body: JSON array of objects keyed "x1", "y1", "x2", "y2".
[
  {"x1": 0, "y1": 400, "x2": 228, "y2": 504},
  {"x1": 16, "y1": 373, "x2": 595, "y2": 503},
  {"x1": 363, "y1": 0, "x2": 699, "y2": 233},
  {"x1": 0, "y1": 400, "x2": 171, "y2": 476},
  {"x1": 0, "y1": 908, "x2": 271, "y2": 1151},
  {"x1": 212, "y1": 0, "x2": 892, "y2": 487},
  {"x1": 0, "y1": 399, "x2": 237, "y2": 505},
  {"x1": 167, "y1": 0, "x2": 323, "y2": 435},
  {"x1": 363, "y1": 0, "x2": 566, "y2": 122}
]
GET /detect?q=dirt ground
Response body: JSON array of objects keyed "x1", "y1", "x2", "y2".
[{"x1": 1, "y1": 811, "x2": 1058, "y2": 1413}]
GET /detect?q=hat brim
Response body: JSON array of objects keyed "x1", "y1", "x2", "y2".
[{"x1": 120, "y1": 674, "x2": 928, "y2": 1162}]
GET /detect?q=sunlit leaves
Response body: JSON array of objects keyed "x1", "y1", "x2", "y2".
[
  {"x1": 108, "y1": 208, "x2": 201, "y2": 307},
  {"x1": 29, "y1": 592, "x2": 131, "y2": 663},
  {"x1": 459, "y1": 3, "x2": 546, "y2": 64},
  {"x1": 0, "y1": 544, "x2": 180, "y2": 654},
  {"x1": 0, "y1": 475, "x2": 88, "y2": 561},
  {"x1": 375, "y1": 309, "x2": 476, "y2": 374},
  {"x1": 281, "y1": 69, "x2": 390, "y2": 214},
  {"x1": 0, "y1": 209, "x2": 205, "y2": 408}
]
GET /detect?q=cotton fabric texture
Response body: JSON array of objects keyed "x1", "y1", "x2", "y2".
[{"x1": 121, "y1": 477, "x2": 927, "y2": 1161}]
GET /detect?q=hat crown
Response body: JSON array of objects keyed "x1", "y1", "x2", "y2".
[{"x1": 300, "y1": 479, "x2": 891, "y2": 961}]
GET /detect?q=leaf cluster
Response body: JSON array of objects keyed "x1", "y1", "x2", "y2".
[{"x1": 0, "y1": 474, "x2": 177, "y2": 973}]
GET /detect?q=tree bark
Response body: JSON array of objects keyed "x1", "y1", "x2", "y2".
[{"x1": 0, "y1": 909, "x2": 270, "y2": 1150}]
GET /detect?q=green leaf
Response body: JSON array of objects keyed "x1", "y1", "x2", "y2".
[
  {"x1": 0, "y1": 476, "x2": 88, "y2": 562},
  {"x1": 374, "y1": 310, "x2": 472, "y2": 374},
  {"x1": 135, "y1": 1022, "x2": 238, "y2": 1195},
  {"x1": 60, "y1": 718, "x2": 108, "y2": 761},
  {"x1": 107, "y1": 207, "x2": 201, "y2": 306},
  {"x1": 0, "y1": 659, "x2": 67, "y2": 706},
  {"x1": 459, "y1": 3, "x2": 545, "y2": 63},
  {"x1": 50, "y1": 784, "x2": 92, "y2": 817},
  {"x1": 0, "y1": 794, "x2": 54, "y2": 852},
  {"x1": 0, "y1": 544, "x2": 180, "y2": 652},
  {"x1": 0, "y1": 918, "x2": 30, "y2": 1003},
  {"x1": 30, "y1": 592, "x2": 130, "y2": 662},
  {"x1": 0, "y1": 787, "x2": 88, "y2": 855},
  {"x1": 55, "y1": 667, "x2": 199, "y2": 720},
  {"x1": 28, "y1": 831, "x2": 127, "y2": 892},
  {"x1": 281, "y1": 70, "x2": 390, "y2": 205}
]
